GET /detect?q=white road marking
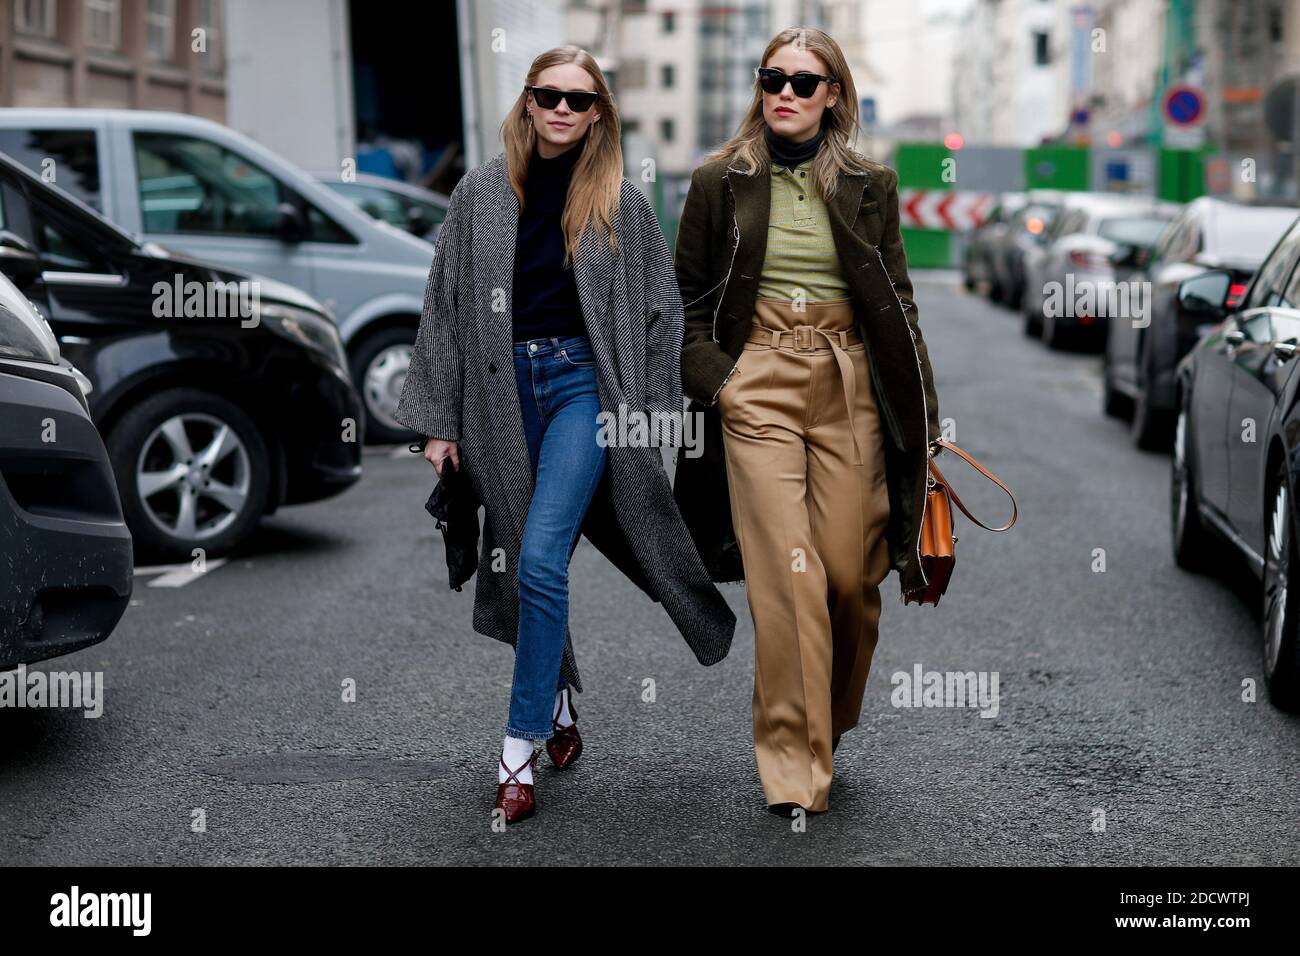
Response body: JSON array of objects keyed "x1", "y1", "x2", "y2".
[{"x1": 133, "y1": 559, "x2": 228, "y2": 588}]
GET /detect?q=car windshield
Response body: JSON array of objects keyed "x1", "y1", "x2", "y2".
[
  {"x1": 1098, "y1": 216, "x2": 1172, "y2": 247},
  {"x1": 1212, "y1": 208, "x2": 1300, "y2": 264}
]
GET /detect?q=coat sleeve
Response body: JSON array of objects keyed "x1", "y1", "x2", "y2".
[
  {"x1": 393, "y1": 175, "x2": 470, "y2": 443},
  {"x1": 878, "y1": 166, "x2": 942, "y2": 444},
  {"x1": 633, "y1": 188, "x2": 686, "y2": 445},
  {"x1": 675, "y1": 166, "x2": 739, "y2": 406}
]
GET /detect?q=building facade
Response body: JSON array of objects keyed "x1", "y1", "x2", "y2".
[{"x1": 0, "y1": 0, "x2": 226, "y2": 118}]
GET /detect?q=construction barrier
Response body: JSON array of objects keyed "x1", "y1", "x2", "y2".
[{"x1": 892, "y1": 142, "x2": 1211, "y2": 269}]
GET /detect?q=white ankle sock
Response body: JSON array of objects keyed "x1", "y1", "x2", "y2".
[
  {"x1": 500, "y1": 736, "x2": 535, "y2": 784},
  {"x1": 553, "y1": 686, "x2": 575, "y2": 728}
]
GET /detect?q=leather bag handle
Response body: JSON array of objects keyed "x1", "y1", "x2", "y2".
[{"x1": 928, "y1": 439, "x2": 1018, "y2": 533}]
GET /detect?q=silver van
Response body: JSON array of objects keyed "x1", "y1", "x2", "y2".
[{"x1": 0, "y1": 109, "x2": 435, "y2": 443}]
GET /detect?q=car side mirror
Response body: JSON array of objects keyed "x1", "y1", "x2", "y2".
[
  {"x1": 276, "y1": 201, "x2": 306, "y2": 243},
  {"x1": 0, "y1": 229, "x2": 41, "y2": 280},
  {"x1": 1177, "y1": 270, "x2": 1234, "y2": 317},
  {"x1": 0, "y1": 229, "x2": 35, "y2": 255}
]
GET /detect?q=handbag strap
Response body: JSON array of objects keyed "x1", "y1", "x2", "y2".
[{"x1": 928, "y1": 439, "x2": 1018, "y2": 533}]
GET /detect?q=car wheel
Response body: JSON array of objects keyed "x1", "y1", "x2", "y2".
[
  {"x1": 350, "y1": 326, "x2": 419, "y2": 445},
  {"x1": 1263, "y1": 462, "x2": 1300, "y2": 711},
  {"x1": 1007, "y1": 280, "x2": 1023, "y2": 310},
  {"x1": 1131, "y1": 335, "x2": 1170, "y2": 450},
  {"x1": 107, "y1": 388, "x2": 270, "y2": 562},
  {"x1": 1170, "y1": 398, "x2": 1213, "y2": 571},
  {"x1": 1102, "y1": 353, "x2": 1132, "y2": 419},
  {"x1": 1042, "y1": 308, "x2": 1066, "y2": 350},
  {"x1": 1022, "y1": 305, "x2": 1042, "y2": 338}
]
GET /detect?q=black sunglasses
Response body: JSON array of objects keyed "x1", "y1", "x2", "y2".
[
  {"x1": 526, "y1": 85, "x2": 600, "y2": 113},
  {"x1": 755, "y1": 67, "x2": 834, "y2": 98}
]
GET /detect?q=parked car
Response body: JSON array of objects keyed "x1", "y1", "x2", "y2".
[
  {"x1": 315, "y1": 171, "x2": 449, "y2": 242},
  {"x1": 987, "y1": 190, "x2": 1062, "y2": 308},
  {"x1": 0, "y1": 150, "x2": 363, "y2": 561},
  {"x1": 1021, "y1": 193, "x2": 1179, "y2": 348},
  {"x1": 0, "y1": 271, "x2": 132, "y2": 668},
  {"x1": 0, "y1": 111, "x2": 437, "y2": 443},
  {"x1": 963, "y1": 193, "x2": 1025, "y2": 293},
  {"x1": 1170, "y1": 214, "x2": 1300, "y2": 710},
  {"x1": 1104, "y1": 197, "x2": 1297, "y2": 448}
]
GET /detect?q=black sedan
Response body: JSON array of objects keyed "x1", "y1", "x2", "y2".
[
  {"x1": 1105, "y1": 198, "x2": 1297, "y2": 449},
  {"x1": 0, "y1": 270, "x2": 132, "y2": 667},
  {"x1": 1171, "y1": 215, "x2": 1300, "y2": 710},
  {"x1": 0, "y1": 151, "x2": 363, "y2": 561}
]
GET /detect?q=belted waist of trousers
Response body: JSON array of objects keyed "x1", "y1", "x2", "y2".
[{"x1": 745, "y1": 322, "x2": 866, "y2": 465}]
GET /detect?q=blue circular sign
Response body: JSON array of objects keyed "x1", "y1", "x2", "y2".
[{"x1": 1165, "y1": 86, "x2": 1205, "y2": 126}]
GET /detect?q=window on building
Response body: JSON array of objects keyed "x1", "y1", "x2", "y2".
[
  {"x1": 13, "y1": 0, "x2": 56, "y2": 38},
  {"x1": 661, "y1": 64, "x2": 675, "y2": 89},
  {"x1": 85, "y1": 0, "x2": 121, "y2": 51},
  {"x1": 195, "y1": 0, "x2": 225, "y2": 74},
  {"x1": 145, "y1": 0, "x2": 176, "y2": 62},
  {"x1": 621, "y1": 59, "x2": 647, "y2": 89},
  {"x1": 1032, "y1": 31, "x2": 1050, "y2": 66},
  {"x1": 659, "y1": 118, "x2": 675, "y2": 143},
  {"x1": 662, "y1": 11, "x2": 674, "y2": 33}
]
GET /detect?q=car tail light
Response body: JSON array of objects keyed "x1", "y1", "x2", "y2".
[
  {"x1": 1225, "y1": 282, "x2": 1248, "y2": 309},
  {"x1": 1069, "y1": 249, "x2": 1108, "y2": 270}
]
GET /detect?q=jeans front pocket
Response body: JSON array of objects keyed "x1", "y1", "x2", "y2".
[{"x1": 559, "y1": 340, "x2": 595, "y2": 368}]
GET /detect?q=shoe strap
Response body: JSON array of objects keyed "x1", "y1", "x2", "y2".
[
  {"x1": 552, "y1": 686, "x2": 577, "y2": 732},
  {"x1": 499, "y1": 749, "x2": 538, "y2": 786}
]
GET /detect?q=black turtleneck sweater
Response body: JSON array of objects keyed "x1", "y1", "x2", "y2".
[{"x1": 512, "y1": 141, "x2": 585, "y2": 341}]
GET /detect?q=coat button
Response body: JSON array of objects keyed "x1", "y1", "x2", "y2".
[{"x1": 488, "y1": 363, "x2": 497, "y2": 374}]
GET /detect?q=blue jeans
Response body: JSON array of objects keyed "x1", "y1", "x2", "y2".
[{"x1": 506, "y1": 334, "x2": 607, "y2": 740}]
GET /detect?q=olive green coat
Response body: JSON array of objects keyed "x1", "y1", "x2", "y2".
[{"x1": 671, "y1": 155, "x2": 942, "y2": 599}]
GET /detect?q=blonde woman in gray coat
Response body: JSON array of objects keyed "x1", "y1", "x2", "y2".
[{"x1": 395, "y1": 46, "x2": 736, "y2": 825}]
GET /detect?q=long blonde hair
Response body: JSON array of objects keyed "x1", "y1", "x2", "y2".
[
  {"x1": 707, "y1": 27, "x2": 866, "y2": 199},
  {"x1": 501, "y1": 46, "x2": 623, "y2": 264}
]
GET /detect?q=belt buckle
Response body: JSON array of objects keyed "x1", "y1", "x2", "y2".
[{"x1": 793, "y1": 325, "x2": 814, "y2": 352}]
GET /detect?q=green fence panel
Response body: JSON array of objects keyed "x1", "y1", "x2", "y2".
[
  {"x1": 899, "y1": 227, "x2": 950, "y2": 270},
  {"x1": 894, "y1": 143, "x2": 954, "y2": 190},
  {"x1": 1157, "y1": 148, "x2": 1208, "y2": 202},
  {"x1": 1024, "y1": 146, "x2": 1090, "y2": 191}
]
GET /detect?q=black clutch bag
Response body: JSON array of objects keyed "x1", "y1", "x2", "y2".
[{"x1": 411, "y1": 439, "x2": 480, "y2": 591}]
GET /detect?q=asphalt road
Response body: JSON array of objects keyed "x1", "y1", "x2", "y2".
[{"x1": 3, "y1": 273, "x2": 1297, "y2": 865}]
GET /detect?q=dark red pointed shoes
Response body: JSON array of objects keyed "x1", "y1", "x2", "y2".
[{"x1": 546, "y1": 688, "x2": 582, "y2": 770}]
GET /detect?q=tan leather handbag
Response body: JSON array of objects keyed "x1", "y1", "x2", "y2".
[{"x1": 904, "y1": 439, "x2": 1018, "y2": 606}]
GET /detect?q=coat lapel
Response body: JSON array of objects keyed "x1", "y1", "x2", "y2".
[
  {"x1": 476, "y1": 162, "x2": 520, "y2": 374},
  {"x1": 828, "y1": 169, "x2": 873, "y2": 256},
  {"x1": 726, "y1": 166, "x2": 770, "y2": 284},
  {"x1": 573, "y1": 222, "x2": 617, "y2": 345}
]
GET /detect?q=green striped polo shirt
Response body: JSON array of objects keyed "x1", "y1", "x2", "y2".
[{"x1": 756, "y1": 160, "x2": 850, "y2": 302}]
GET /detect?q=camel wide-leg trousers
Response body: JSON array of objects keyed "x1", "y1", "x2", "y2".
[{"x1": 718, "y1": 298, "x2": 893, "y2": 812}]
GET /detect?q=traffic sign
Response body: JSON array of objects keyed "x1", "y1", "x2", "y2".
[
  {"x1": 1164, "y1": 85, "x2": 1205, "y2": 127},
  {"x1": 899, "y1": 190, "x2": 994, "y2": 230}
]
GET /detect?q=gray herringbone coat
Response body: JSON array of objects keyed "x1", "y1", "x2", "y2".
[{"x1": 393, "y1": 153, "x2": 736, "y2": 693}]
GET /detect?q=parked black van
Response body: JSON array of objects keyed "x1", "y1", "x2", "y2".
[{"x1": 0, "y1": 152, "x2": 363, "y2": 560}]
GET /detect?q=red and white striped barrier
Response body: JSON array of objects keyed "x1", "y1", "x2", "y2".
[{"x1": 899, "y1": 190, "x2": 994, "y2": 230}]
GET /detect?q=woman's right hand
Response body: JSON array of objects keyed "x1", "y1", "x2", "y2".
[{"x1": 424, "y1": 439, "x2": 460, "y2": 476}]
